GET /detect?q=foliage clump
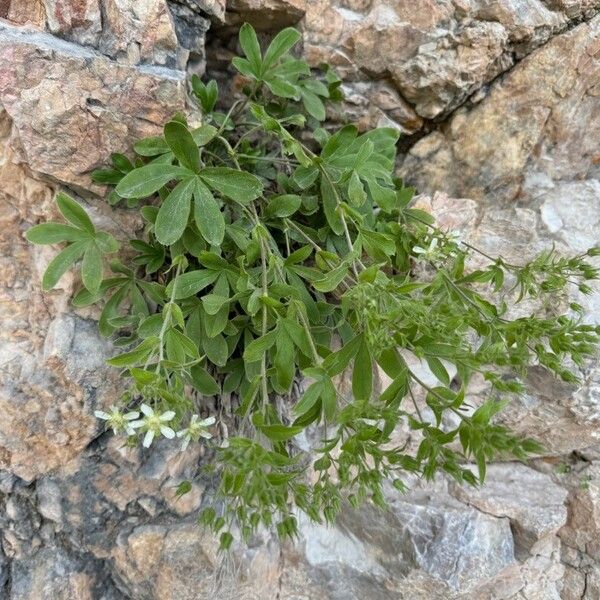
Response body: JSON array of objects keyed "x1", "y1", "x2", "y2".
[{"x1": 27, "y1": 24, "x2": 600, "y2": 549}]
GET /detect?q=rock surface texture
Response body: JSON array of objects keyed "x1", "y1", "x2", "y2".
[{"x1": 1, "y1": 1, "x2": 600, "y2": 598}]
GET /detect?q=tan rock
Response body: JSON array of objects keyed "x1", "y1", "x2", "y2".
[
  {"x1": 44, "y1": 0, "x2": 102, "y2": 47},
  {"x1": 400, "y1": 15, "x2": 600, "y2": 202},
  {"x1": 0, "y1": 21, "x2": 186, "y2": 190},
  {"x1": 226, "y1": 0, "x2": 306, "y2": 29},
  {"x1": 101, "y1": 0, "x2": 179, "y2": 66},
  {"x1": 0, "y1": 0, "x2": 46, "y2": 27}
]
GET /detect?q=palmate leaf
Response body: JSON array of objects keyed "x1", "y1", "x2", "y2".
[{"x1": 238, "y1": 22, "x2": 262, "y2": 76}]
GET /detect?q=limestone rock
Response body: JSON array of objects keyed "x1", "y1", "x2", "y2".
[
  {"x1": 0, "y1": 0, "x2": 46, "y2": 27},
  {"x1": 450, "y1": 463, "x2": 568, "y2": 553},
  {"x1": 401, "y1": 15, "x2": 600, "y2": 202},
  {"x1": 226, "y1": 0, "x2": 306, "y2": 29},
  {"x1": 0, "y1": 21, "x2": 186, "y2": 190},
  {"x1": 44, "y1": 0, "x2": 102, "y2": 47}
]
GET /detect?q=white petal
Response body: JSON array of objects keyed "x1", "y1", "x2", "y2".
[
  {"x1": 140, "y1": 404, "x2": 154, "y2": 417},
  {"x1": 412, "y1": 246, "x2": 426, "y2": 254},
  {"x1": 129, "y1": 420, "x2": 144, "y2": 429},
  {"x1": 199, "y1": 431, "x2": 213, "y2": 439},
  {"x1": 161, "y1": 426, "x2": 176, "y2": 439},
  {"x1": 176, "y1": 429, "x2": 187, "y2": 438},
  {"x1": 429, "y1": 238, "x2": 438, "y2": 250},
  {"x1": 190, "y1": 414, "x2": 198, "y2": 424},
  {"x1": 180, "y1": 437, "x2": 190, "y2": 452},
  {"x1": 125, "y1": 426, "x2": 136, "y2": 436},
  {"x1": 143, "y1": 430, "x2": 154, "y2": 448},
  {"x1": 94, "y1": 411, "x2": 111, "y2": 420},
  {"x1": 123, "y1": 411, "x2": 139, "y2": 420},
  {"x1": 199, "y1": 416, "x2": 216, "y2": 427},
  {"x1": 160, "y1": 411, "x2": 176, "y2": 422}
]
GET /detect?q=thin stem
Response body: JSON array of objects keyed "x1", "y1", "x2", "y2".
[
  {"x1": 155, "y1": 261, "x2": 183, "y2": 373},
  {"x1": 259, "y1": 236, "x2": 270, "y2": 410}
]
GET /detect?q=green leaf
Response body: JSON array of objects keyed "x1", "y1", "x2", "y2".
[
  {"x1": 352, "y1": 339, "x2": 372, "y2": 402},
  {"x1": 292, "y1": 166, "x2": 319, "y2": 189},
  {"x1": 264, "y1": 194, "x2": 302, "y2": 218},
  {"x1": 81, "y1": 243, "x2": 103, "y2": 293},
  {"x1": 263, "y1": 27, "x2": 302, "y2": 71},
  {"x1": 348, "y1": 171, "x2": 367, "y2": 206},
  {"x1": 154, "y1": 177, "x2": 195, "y2": 246},
  {"x1": 274, "y1": 328, "x2": 295, "y2": 392},
  {"x1": 243, "y1": 330, "x2": 278, "y2": 362},
  {"x1": 300, "y1": 89, "x2": 326, "y2": 121},
  {"x1": 164, "y1": 120, "x2": 200, "y2": 172},
  {"x1": 293, "y1": 380, "x2": 324, "y2": 416},
  {"x1": 42, "y1": 241, "x2": 87, "y2": 291},
  {"x1": 323, "y1": 334, "x2": 362, "y2": 376},
  {"x1": 258, "y1": 424, "x2": 303, "y2": 441},
  {"x1": 133, "y1": 136, "x2": 170, "y2": 156},
  {"x1": 202, "y1": 294, "x2": 230, "y2": 315},
  {"x1": 320, "y1": 174, "x2": 344, "y2": 235},
  {"x1": 190, "y1": 365, "x2": 220, "y2": 395},
  {"x1": 193, "y1": 179, "x2": 225, "y2": 246},
  {"x1": 56, "y1": 193, "x2": 95, "y2": 234},
  {"x1": 199, "y1": 167, "x2": 263, "y2": 204},
  {"x1": 426, "y1": 356, "x2": 450, "y2": 386},
  {"x1": 107, "y1": 337, "x2": 158, "y2": 367},
  {"x1": 166, "y1": 269, "x2": 219, "y2": 299},
  {"x1": 265, "y1": 77, "x2": 299, "y2": 99},
  {"x1": 191, "y1": 125, "x2": 218, "y2": 147},
  {"x1": 116, "y1": 164, "x2": 190, "y2": 199},
  {"x1": 204, "y1": 333, "x2": 228, "y2": 366},
  {"x1": 312, "y1": 263, "x2": 348, "y2": 293},
  {"x1": 26, "y1": 223, "x2": 88, "y2": 245},
  {"x1": 239, "y1": 22, "x2": 262, "y2": 76}
]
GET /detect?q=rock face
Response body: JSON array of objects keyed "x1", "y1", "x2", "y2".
[{"x1": 1, "y1": 0, "x2": 600, "y2": 598}]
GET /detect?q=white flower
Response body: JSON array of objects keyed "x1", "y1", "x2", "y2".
[
  {"x1": 129, "y1": 404, "x2": 176, "y2": 448},
  {"x1": 176, "y1": 414, "x2": 216, "y2": 451},
  {"x1": 94, "y1": 405, "x2": 139, "y2": 435},
  {"x1": 413, "y1": 238, "x2": 439, "y2": 260}
]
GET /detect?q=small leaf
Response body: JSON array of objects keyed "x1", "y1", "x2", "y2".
[
  {"x1": 42, "y1": 241, "x2": 87, "y2": 291},
  {"x1": 133, "y1": 136, "x2": 170, "y2": 156},
  {"x1": 193, "y1": 179, "x2": 225, "y2": 246},
  {"x1": 191, "y1": 125, "x2": 218, "y2": 147},
  {"x1": 239, "y1": 22, "x2": 262, "y2": 76},
  {"x1": 116, "y1": 164, "x2": 190, "y2": 199},
  {"x1": 312, "y1": 263, "x2": 348, "y2": 293},
  {"x1": 258, "y1": 424, "x2": 303, "y2": 441},
  {"x1": 26, "y1": 223, "x2": 88, "y2": 245},
  {"x1": 243, "y1": 330, "x2": 278, "y2": 362},
  {"x1": 155, "y1": 177, "x2": 195, "y2": 246},
  {"x1": 56, "y1": 193, "x2": 95, "y2": 234},
  {"x1": 323, "y1": 334, "x2": 362, "y2": 376},
  {"x1": 107, "y1": 337, "x2": 158, "y2": 367},
  {"x1": 166, "y1": 269, "x2": 219, "y2": 299},
  {"x1": 348, "y1": 171, "x2": 367, "y2": 206},
  {"x1": 426, "y1": 356, "x2": 450, "y2": 386},
  {"x1": 264, "y1": 194, "x2": 302, "y2": 218},
  {"x1": 200, "y1": 168, "x2": 263, "y2": 204},
  {"x1": 81, "y1": 243, "x2": 103, "y2": 293},
  {"x1": 263, "y1": 27, "x2": 301, "y2": 71},
  {"x1": 164, "y1": 120, "x2": 200, "y2": 172},
  {"x1": 190, "y1": 365, "x2": 220, "y2": 395}
]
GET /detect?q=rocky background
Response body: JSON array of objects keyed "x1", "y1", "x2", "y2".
[{"x1": 1, "y1": 1, "x2": 600, "y2": 598}]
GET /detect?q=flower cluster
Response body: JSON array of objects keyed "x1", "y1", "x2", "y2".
[{"x1": 95, "y1": 404, "x2": 214, "y2": 450}]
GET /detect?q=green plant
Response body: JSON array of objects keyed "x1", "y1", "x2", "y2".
[{"x1": 27, "y1": 23, "x2": 600, "y2": 549}]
